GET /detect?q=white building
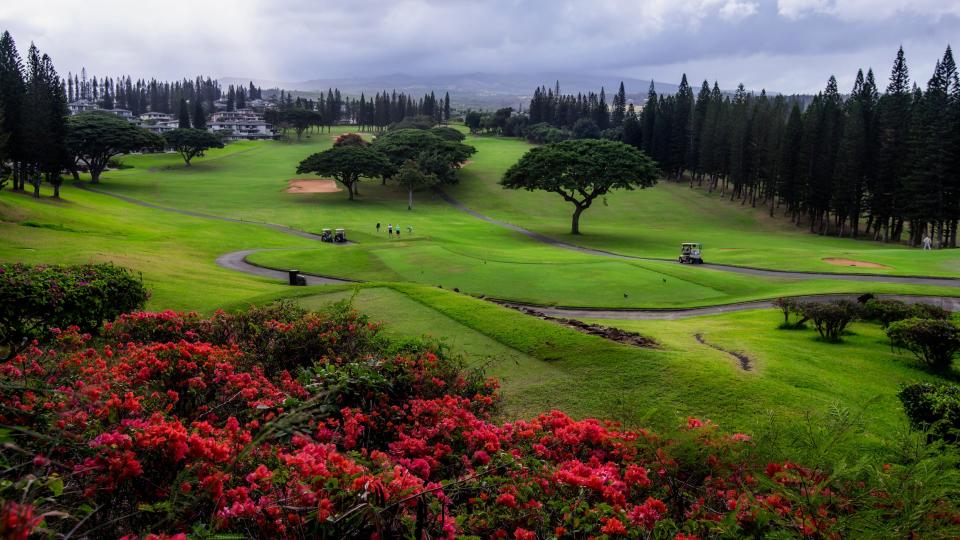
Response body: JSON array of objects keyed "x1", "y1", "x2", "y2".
[
  {"x1": 140, "y1": 112, "x2": 173, "y2": 122},
  {"x1": 67, "y1": 99, "x2": 98, "y2": 115},
  {"x1": 141, "y1": 119, "x2": 180, "y2": 135}
]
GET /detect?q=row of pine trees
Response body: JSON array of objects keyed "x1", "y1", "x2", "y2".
[
  {"x1": 66, "y1": 69, "x2": 231, "y2": 117},
  {"x1": 278, "y1": 89, "x2": 452, "y2": 132},
  {"x1": 0, "y1": 32, "x2": 69, "y2": 197},
  {"x1": 530, "y1": 47, "x2": 959, "y2": 246}
]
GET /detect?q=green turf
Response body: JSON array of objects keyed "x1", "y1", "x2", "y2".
[
  {"x1": 4, "y1": 129, "x2": 957, "y2": 311},
  {"x1": 0, "y1": 185, "x2": 317, "y2": 310},
  {"x1": 1, "y1": 131, "x2": 957, "y2": 451},
  {"x1": 448, "y1": 136, "x2": 960, "y2": 277},
  {"x1": 302, "y1": 283, "x2": 947, "y2": 446}
]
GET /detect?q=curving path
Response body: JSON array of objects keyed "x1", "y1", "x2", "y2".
[{"x1": 79, "y1": 184, "x2": 960, "y2": 318}]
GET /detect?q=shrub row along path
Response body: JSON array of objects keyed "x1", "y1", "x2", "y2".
[{"x1": 84, "y1": 184, "x2": 960, "y2": 318}]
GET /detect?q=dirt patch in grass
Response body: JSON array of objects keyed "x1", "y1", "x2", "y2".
[
  {"x1": 460, "y1": 160, "x2": 474, "y2": 167},
  {"x1": 694, "y1": 333, "x2": 752, "y2": 371},
  {"x1": 498, "y1": 303, "x2": 660, "y2": 349},
  {"x1": 822, "y1": 258, "x2": 892, "y2": 269},
  {"x1": 286, "y1": 179, "x2": 341, "y2": 194}
]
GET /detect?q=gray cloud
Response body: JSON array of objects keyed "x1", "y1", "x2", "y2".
[{"x1": 0, "y1": 0, "x2": 955, "y2": 93}]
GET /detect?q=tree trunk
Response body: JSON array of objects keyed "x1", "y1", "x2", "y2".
[
  {"x1": 571, "y1": 204, "x2": 585, "y2": 235},
  {"x1": 90, "y1": 169, "x2": 100, "y2": 183},
  {"x1": 53, "y1": 181, "x2": 61, "y2": 199},
  {"x1": 347, "y1": 182, "x2": 355, "y2": 200},
  {"x1": 408, "y1": 187, "x2": 413, "y2": 210}
]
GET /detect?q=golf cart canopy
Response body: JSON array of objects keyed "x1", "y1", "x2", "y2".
[{"x1": 681, "y1": 243, "x2": 702, "y2": 248}]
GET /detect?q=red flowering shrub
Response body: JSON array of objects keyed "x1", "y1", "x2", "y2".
[{"x1": 1, "y1": 303, "x2": 958, "y2": 538}]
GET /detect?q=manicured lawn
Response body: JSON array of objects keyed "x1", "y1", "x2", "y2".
[
  {"x1": 290, "y1": 283, "x2": 952, "y2": 447},
  {"x1": 0, "y1": 185, "x2": 317, "y2": 310},
  {"x1": 449, "y1": 136, "x2": 960, "y2": 277},
  {"x1": 5, "y1": 129, "x2": 955, "y2": 311},
  {"x1": 1, "y1": 131, "x2": 956, "y2": 453}
]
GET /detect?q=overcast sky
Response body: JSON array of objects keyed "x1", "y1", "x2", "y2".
[{"x1": 0, "y1": 0, "x2": 957, "y2": 94}]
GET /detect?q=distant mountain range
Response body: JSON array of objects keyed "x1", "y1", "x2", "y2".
[{"x1": 219, "y1": 73, "x2": 683, "y2": 109}]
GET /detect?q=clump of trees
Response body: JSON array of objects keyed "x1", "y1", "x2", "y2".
[
  {"x1": 268, "y1": 90, "x2": 452, "y2": 136},
  {"x1": 298, "y1": 127, "x2": 475, "y2": 204},
  {"x1": 0, "y1": 263, "x2": 149, "y2": 359},
  {"x1": 501, "y1": 139, "x2": 658, "y2": 234}
]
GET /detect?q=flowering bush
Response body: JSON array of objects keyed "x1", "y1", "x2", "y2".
[
  {"x1": 1, "y1": 303, "x2": 958, "y2": 538},
  {"x1": 0, "y1": 263, "x2": 148, "y2": 359}
]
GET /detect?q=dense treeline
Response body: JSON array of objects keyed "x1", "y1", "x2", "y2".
[
  {"x1": 271, "y1": 89, "x2": 451, "y2": 134},
  {"x1": 0, "y1": 31, "x2": 68, "y2": 196},
  {"x1": 526, "y1": 47, "x2": 960, "y2": 246},
  {"x1": 67, "y1": 67, "x2": 232, "y2": 117}
]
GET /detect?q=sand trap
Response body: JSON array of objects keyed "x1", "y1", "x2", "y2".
[
  {"x1": 286, "y1": 179, "x2": 341, "y2": 194},
  {"x1": 822, "y1": 258, "x2": 892, "y2": 269}
]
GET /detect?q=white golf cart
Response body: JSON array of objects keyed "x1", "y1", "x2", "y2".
[{"x1": 678, "y1": 242, "x2": 703, "y2": 264}]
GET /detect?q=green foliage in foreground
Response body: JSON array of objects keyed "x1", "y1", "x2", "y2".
[
  {"x1": 0, "y1": 262, "x2": 147, "y2": 358},
  {"x1": 887, "y1": 318, "x2": 960, "y2": 373},
  {"x1": 899, "y1": 382, "x2": 960, "y2": 443}
]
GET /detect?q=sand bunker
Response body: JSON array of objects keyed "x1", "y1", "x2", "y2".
[
  {"x1": 822, "y1": 258, "x2": 892, "y2": 269},
  {"x1": 286, "y1": 179, "x2": 341, "y2": 194}
]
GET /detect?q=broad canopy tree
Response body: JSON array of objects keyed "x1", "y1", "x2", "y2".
[
  {"x1": 67, "y1": 111, "x2": 163, "y2": 183},
  {"x1": 501, "y1": 139, "x2": 659, "y2": 234},
  {"x1": 163, "y1": 128, "x2": 224, "y2": 166},
  {"x1": 370, "y1": 128, "x2": 475, "y2": 184},
  {"x1": 296, "y1": 145, "x2": 390, "y2": 200}
]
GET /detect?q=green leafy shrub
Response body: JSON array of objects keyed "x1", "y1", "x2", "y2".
[
  {"x1": 525, "y1": 122, "x2": 571, "y2": 143},
  {"x1": 799, "y1": 300, "x2": 862, "y2": 342},
  {"x1": 772, "y1": 297, "x2": 807, "y2": 329},
  {"x1": 864, "y1": 298, "x2": 951, "y2": 328},
  {"x1": 0, "y1": 263, "x2": 148, "y2": 358},
  {"x1": 898, "y1": 383, "x2": 960, "y2": 442},
  {"x1": 887, "y1": 318, "x2": 960, "y2": 372}
]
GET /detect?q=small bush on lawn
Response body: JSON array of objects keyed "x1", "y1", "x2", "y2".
[
  {"x1": 899, "y1": 382, "x2": 960, "y2": 443},
  {"x1": 864, "y1": 299, "x2": 951, "y2": 328},
  {"x1": 887, "y1": 318, "x2": 960, "y2": 373},
  {"x1": 800, "y1": 300, "x2": 862, "y2": 342},
  {"x1": 2, "y1": 304, "x2": 960, "y2": 538},
  {"x1": 772, "y1": 297, "x2": 807, "y2": 329},
  {"x1": 0, "y1": 263, "x2": 148, "y2": 359}
]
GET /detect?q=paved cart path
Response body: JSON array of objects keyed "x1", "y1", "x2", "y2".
[{"x1": 81, "y1": 184, "x2": 960, "y2": 318}]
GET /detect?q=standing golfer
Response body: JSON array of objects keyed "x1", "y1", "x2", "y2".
[
  {"x1": 407, "y1": 225, "x2": 413, "y2": 235},
  {"x1": 923, "y1": 235, "x2": 933, "y2": 250},
  {"x1": 376, "y1": 222, "x2": 381, "y2": 232},
  {"x1": 388, "y1": 224, "x2": 393, "y2": 236}
]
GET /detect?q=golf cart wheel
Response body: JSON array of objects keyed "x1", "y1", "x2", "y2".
[{"x1": 678, "y1": 257, "x2": 684, "y2": 263}]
